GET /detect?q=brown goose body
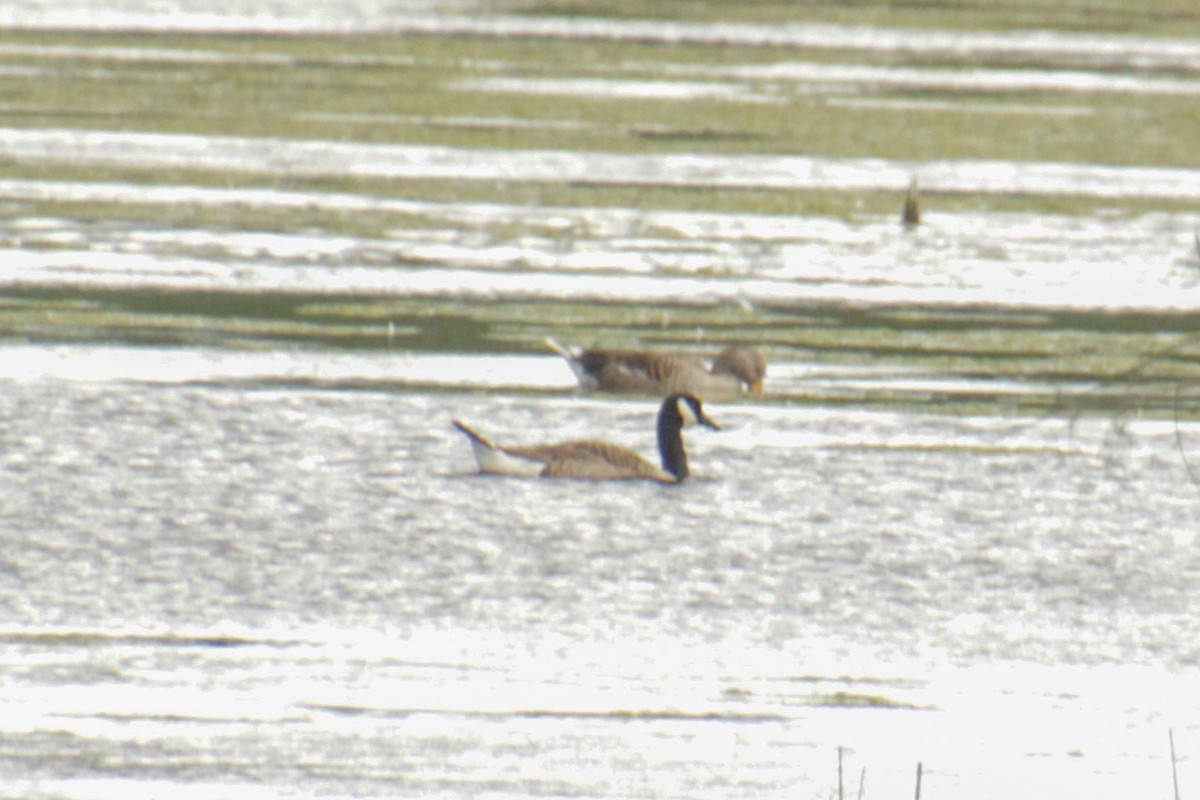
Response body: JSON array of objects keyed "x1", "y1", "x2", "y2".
[
  {"x1": 453, "y1": 394, "x2": 719, "y2": 483},
  {"x1": 498, "y1": 439, "x2": 674, "y2": 482},
  {"x1": 546, "y1": 339, "x2": 765, "y2": 400}
]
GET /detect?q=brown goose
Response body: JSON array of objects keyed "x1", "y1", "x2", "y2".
[
  {"x1": 546, "y1": 339, "x2": 765, "y2": 400},
  {"x1": 453, "y1": 394, "x2": 719, "y2": 483}
]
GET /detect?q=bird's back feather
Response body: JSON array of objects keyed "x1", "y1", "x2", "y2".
[{"x1": 505, "y1": 440, "x2": 674, "y2": 482}]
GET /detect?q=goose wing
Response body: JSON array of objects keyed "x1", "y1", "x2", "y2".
[
  {"x1": 578, "y1": 350, "x2": 709, "y2": 394},
  {"x1": 453, "y1": 419, "x2": 547, "y2": 476},
  {"x1": 506, "y1": 440, "x2": 675, "y2": 482}
]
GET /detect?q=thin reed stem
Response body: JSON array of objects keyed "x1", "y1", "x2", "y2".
[
  {"x1": 1171, "y1": 728, "x2": 1181, "y2": 800},
  {"x1": 838, "y1": 746, "x2": 844, "y2": 800}
]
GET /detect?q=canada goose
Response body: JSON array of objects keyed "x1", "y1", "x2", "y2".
[
  {"x1": 453, "y1": 394, "x2": 719, "y2": 483},
  {"x1": 546, "y1": 338, "x2": 765, "y2": 400}
]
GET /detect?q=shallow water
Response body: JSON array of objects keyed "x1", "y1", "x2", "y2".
[
  {"x1": 3, "y1": 1, "x2": 1200, "y2": 797},
  {"x1": 2, "y1": 181, "x2": 1199, "y2": 314},
  {"x1": 2, "y1": 362, "x2": 1200, "y2": 799},
  {"x1": 5, "y1": 128, "x2": 1200, "y2": 203}
]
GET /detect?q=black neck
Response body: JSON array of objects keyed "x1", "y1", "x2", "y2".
[{"x1": 657, "y1": 403, "x2": 689, "y2": 481}]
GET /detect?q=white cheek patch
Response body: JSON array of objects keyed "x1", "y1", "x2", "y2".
[{"x1": 676, "y1": 397, "x2": 699, "y2": 426}]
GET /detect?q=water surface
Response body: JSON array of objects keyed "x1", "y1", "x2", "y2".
[
  {"x1": 2, "y1": 1, "x2": 1200, "y2": 798},
  {"x1": 2, "y1": 367, "x2": 1200, "y2": 798}
]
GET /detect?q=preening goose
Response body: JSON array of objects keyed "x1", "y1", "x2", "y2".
[
  {"x1": 546, "y1": 339, "x2": 765, "y2": 400},
  {"x1": 453, "y1": 394, "x2": 720, "y2": 483}
]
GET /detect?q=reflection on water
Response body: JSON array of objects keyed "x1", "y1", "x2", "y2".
[
  {"x1": 5, "y1": 128, "x2": 1200, "y2": 202},
  {"x1": 2, "y1": 181, "x2": 1199, "y2": 314},
  {"x1": 6, "y1": 0, "x2": 1200, "y2": 74},
  {"x1": 3, "y1": 1, "x2": 1200, "y2": 797},
  {"x1": 0, "y1": 343, "x2": 573, "y2": 391},
  {"x1": 1, "y1": 373, "x2": 1199, "y2": 798}
]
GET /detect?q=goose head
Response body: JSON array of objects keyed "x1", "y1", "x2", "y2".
[{"x1": 712, "y1": 346, "x2": 766, "y2": 395}]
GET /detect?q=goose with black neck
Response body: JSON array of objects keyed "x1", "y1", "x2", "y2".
[{"x1": 453, "y1": 394, "x2": 720, "y2": 484}]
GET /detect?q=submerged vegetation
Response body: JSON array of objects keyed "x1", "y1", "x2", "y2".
[{"x1": 1, "y1": 0, "x2": 1200, "y2": 417}]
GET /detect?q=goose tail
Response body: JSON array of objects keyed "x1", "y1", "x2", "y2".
[
  {"x1": 453, "y1": 419, "x2": 544, "y2": 477},
  {"x1": 543, "y1": 337, "x2": 579, "y2": 360},
  {"x1": 544, "y1": 337, "x2": 596, "y2": 389},
  {"x1": 453, "y1": 419, "x2": 494, "y2": 448}
]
